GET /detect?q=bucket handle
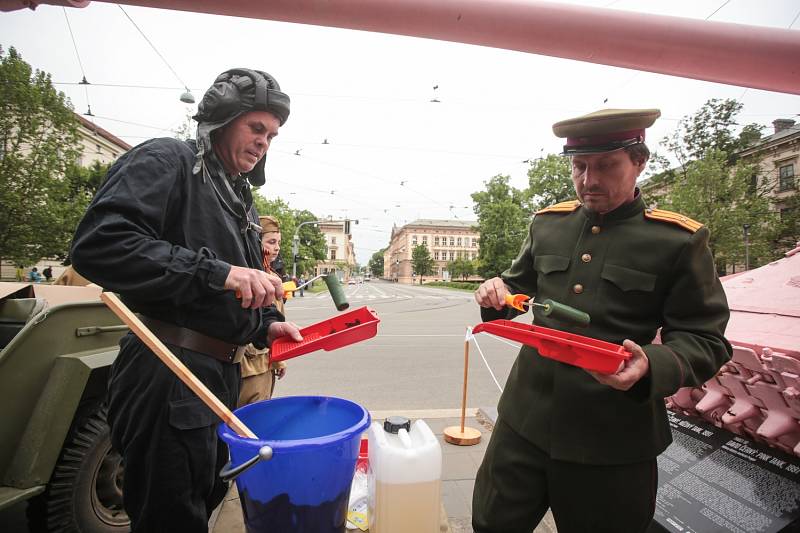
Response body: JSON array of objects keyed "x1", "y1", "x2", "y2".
[{"x1": 219, "y1": 445, "x2": 273, "y2": 482}]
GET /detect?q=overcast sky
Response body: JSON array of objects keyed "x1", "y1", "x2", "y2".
[{"x1": 2, "y1": 0, "x2": 799, "y2": 264}]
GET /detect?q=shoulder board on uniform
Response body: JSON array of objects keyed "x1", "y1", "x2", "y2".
[
  {"x1": 644, "y1": 208, "x2": 703, "y2": 233},
  {"x1": 535, "y1": 200, "x2": 581, "y2": 215}
]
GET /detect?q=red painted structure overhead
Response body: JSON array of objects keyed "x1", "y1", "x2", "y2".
[{"x1": 3, "y1": 0, "x2": 800, "y2": 95}]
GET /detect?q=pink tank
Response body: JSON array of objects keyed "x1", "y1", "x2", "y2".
[{"x1": 666, "y1": 243, "x2": 800, "y2": 456}]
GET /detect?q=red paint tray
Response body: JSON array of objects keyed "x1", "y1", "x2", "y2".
[
  {"x1": 472, "y1": 320, "x2": 631, "y2": 374},
  {"x1": 270, "y1": 306, "x2": 380, "y2": 363}
]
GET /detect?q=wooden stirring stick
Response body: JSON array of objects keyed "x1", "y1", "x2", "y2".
[{"x1": 100, "y1": 292, "x2": 257, "y2": 439}]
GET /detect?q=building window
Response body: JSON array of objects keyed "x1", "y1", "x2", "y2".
[
  {"x1": 330, "y1": 249, "x2": 337, "y2": 261},
  {"x1": 449, "y1": 237, "x2": 455, "y2": 246},
  {"x1": 422, "y1": 235, "x2": 427, "y2": 245},
  {"x1": 457, "y1": 237, "x2": 462, "y2": 246},
  {"x1": 331, "y1": 236, "x2": 337, "y2": 244},
  {"x1": 473, "y1": 239, "x2": 478, "y2": 247},
  {"x1": 96, "y1": 144, "x2": 102, "y2": 154},
  {"x1": 465, "y1": 237, "x2": 470, "y2": 247},
  {"x1": 434, "y1": 251, "x2": 439, "y2": 260},
  {"x1": 434, "y1": 236, "x2": 439, "y2": 245},
  {"x1": 412, "y1": 235, "x2": 418, "y2": 245},
  {"x1": 449, "y1": 251, "x2": 455, "y2": 260},
  {"x1": 779, "y1": 164, "x2": 795, "y2": 191},
  {"x1": 748, "y1": 174, "x2": 758, "y2": 195}
]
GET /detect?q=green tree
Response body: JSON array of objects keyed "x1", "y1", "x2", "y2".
[
  {"x1": 293, "y1": 209, "x2": 327, "y2": 276},
  {"x1": 253, "y1": 195, "x2": 295, "y2": 239},
  {"x1": 461, "y1": 258, "x2": 476, "y2": 280},
  {"x1": 776, "y1": 194, "x2": 800, "y2": 252},
  {"x1": 657, "y1": 99, "x2": 788, "y2": 270},
  {"x1": 447, "y1": 257, "x2": 475, "y2": 280},
  {"x1": 663, "y1": 98, "x2": 762, "y2": 168},
  {"x1": 660, "y1": 150, "x2": 779, "y2": 272},
  {"x1": 526, "y1": 154, "x2": 574, "y2": 211},
  {"x1": 58, "y1": 161, "x2": 112, "y2": 262},
  {"x1": 173, "y1": 111, "x2": 195, "y2": 141},
  {"x1": 0, "y1": 47, "x2": 82, "y2": 265},
  {"x1": 333, "y1": 260, "x2": 351, "y2": 278},
  {"x1": 471, "y1": 175, "x2": 530, "y2": 278},
  {"x1": 411, "y1": 244, "x2": 435, "y2": 284},
  {"x1": 368, "y1": 248, "x2": 386, "y2": 278},
  {"x1": 446, "y1": 259, "x2": 461, "y2": 280},
  {"x1": 66, "y1": 160, "x2": 110, "y2": 199},
  {"x1": 251, "y1": 194, "x2": 326, "y2": 276}
]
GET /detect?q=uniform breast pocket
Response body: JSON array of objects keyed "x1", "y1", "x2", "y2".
[
  {"x1": 533, "y1": 254, "x2": 570, "y2": 291},
  {"x1": 599, "y1": 263, "x2": 658, "y2": 319}
]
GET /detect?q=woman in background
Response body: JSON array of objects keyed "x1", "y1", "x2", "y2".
[{"x1": 237, "y1": 216, "x2": 288, "y2": 407}]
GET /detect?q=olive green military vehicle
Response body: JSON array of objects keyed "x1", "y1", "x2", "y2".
[{"x1": 0, "y1": 284, "x2": 130, "y2": 532}]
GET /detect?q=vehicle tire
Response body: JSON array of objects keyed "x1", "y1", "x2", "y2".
[{"x1": 29, "y1": 405, "x2": 129, "y2": 532}]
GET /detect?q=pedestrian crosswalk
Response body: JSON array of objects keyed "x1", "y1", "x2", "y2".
[{"x1": 307, "y1": 281, "x2": 473, "y2": 303}]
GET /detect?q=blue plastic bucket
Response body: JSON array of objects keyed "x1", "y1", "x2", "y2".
[{"x1": 218, "y1": 396, "x2": 370, "y2": 533}]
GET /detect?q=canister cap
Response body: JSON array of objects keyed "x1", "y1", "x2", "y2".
[{"x1": 383, "y1": 416, "x2": 411, "y2": 434}]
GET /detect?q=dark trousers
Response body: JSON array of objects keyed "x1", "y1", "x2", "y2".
[
  {"x1": 473, "y1": 418, "x2": 657, "y2": 533},
  {"x1": 107, "y1": 333, "x2": 240, "y2": 533}
]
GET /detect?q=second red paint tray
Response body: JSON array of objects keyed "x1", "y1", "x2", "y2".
[
  {"x1": 472, "y1": 320, "x2": 631, "y2": 374},
  {"x1": 270, "y1": 306, "x2": 380, "y2": 363}
]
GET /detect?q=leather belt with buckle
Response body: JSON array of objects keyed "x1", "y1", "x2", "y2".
[{"x1": 138, "y1": 316, "x2": 246, "y2": 364}]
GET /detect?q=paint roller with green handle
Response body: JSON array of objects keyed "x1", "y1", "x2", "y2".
[
  {"x1": 291, "y1": 273, "x2": 349, "y2": 311},
  {"x1": 504, "y1": 293, "x2": 590, "y2": 327},
  {"x1": 323, "y1": 273, "x2": 350, "y2": 311},
  {"x1": 234, "y1": 273, "x2": 349, "y2": 311}
]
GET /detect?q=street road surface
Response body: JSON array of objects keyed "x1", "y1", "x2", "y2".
[
  {"x1": 1, "y1": 280, "x2": 523, "y2": 531},
  {"x1": 278, "y1": 279, "x2": 518, "y2": 412}
]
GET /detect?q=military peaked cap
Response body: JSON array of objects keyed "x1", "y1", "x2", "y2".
[{"x1": 553, "y1": 108, "x2": 660, "y2": 155}]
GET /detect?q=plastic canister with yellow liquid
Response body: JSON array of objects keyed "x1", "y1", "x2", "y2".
[{"x1": 368, "y1": 416, "x2": 442, "y2": 533}]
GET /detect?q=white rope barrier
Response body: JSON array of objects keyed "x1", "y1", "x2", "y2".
[{"x1": 470, "y1": 332, "x2": 504, "y2": 393}]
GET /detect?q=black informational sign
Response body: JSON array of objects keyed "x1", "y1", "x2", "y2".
[{"x1": 650, "y1": 411, "x2": 800, "y2": 533}]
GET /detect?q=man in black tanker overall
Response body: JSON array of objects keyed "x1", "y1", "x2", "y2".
[
  {"x1": 472, "y1": 109, "x2": 732, "y2": 533},
  {"x1": 71, "y1": 68, "x2": 302, "y2": 532}
]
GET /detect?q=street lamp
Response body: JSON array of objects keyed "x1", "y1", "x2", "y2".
[{"x1": 743, "y1": 224, "x2": 751, "y2": 271}]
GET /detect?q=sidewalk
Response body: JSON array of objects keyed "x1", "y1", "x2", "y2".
[{"x1": 211, "y1": 408, "x2": 556, "y2": 533}]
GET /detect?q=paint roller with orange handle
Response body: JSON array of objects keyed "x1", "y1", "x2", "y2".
[{"x1": 504, "y1": 293, "x2": 591, "y2": 327}]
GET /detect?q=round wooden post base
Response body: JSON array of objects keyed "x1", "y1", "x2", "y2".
[{"x1": 443, "y1": 426, "x2": 482, "y2": 446}]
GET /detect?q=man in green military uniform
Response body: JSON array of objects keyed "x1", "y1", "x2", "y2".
[{"x1": 472, "y1": 109, "x2": 732, "y2": 533}]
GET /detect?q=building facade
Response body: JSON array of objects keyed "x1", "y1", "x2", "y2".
[
  {"x1": 74, "y1": 113, "x2": 133, "y2": 166},
  {"x1": 738, "y1": 118, "x2": 798, "y2": 222},
  {"x1": 314, "y1": 220, "x2": 356, "y2": 280},
  {"x1": 383, "y1": 219, "x2": 479, "y2": 284},
  {"x1": 640, "y1": 117, "x2": 798, "y2": 274},
  {"x1": 1, "y1": 113, "x2": 132, "y2": 280}
]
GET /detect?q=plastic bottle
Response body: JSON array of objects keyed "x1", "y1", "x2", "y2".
[{"x1": 368, "y1": 416, "x2": 442, "y2": 533}]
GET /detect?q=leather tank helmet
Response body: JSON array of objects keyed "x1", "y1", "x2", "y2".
[{"x1": 192, "y1": 68, "x2": 290, "y2": 186}]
